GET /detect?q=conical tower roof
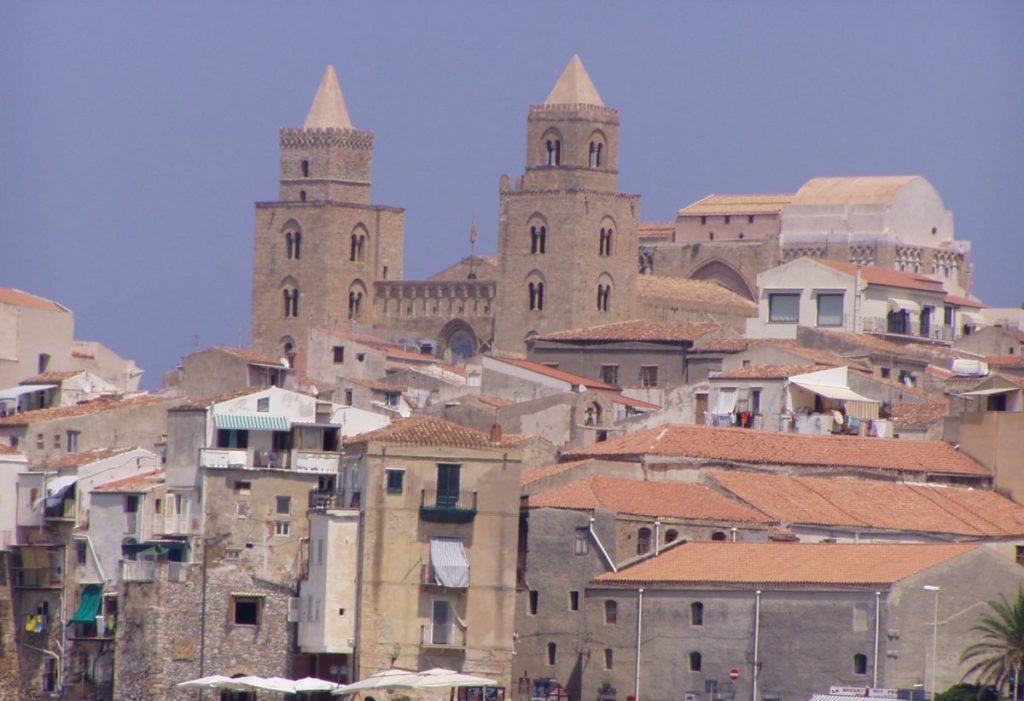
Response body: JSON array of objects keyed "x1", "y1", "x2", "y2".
[
  {"x1": 544, "y1": 55, "x2": 604, "y2": 107},
  {"x1": 304, "y1": 65, "x2": 353, "y2": 129}
]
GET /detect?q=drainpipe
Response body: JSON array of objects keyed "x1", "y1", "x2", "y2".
[
  {"x1": 634, "y1": 588, "x2": 644, "y2": 701},
  {"x1": 873, "y1": 591, "x2": 881, "y2": 688},
  {"x1": 653, "y1": 520, "x2": 662, "y2": 556},
  {"x1": 752, "y1": 590, "x2": 762, "y2": 701}
]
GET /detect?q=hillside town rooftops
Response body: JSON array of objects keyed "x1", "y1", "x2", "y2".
[
  {"x1": 596, "y1": 541, "x2": 978, "y2": 588},
  {"x1": 706, "y1": 470, "x2": 1024, "y2": 537},
  {"x1": 888, "y1": 401, "x2": 950, "y2": 430},
  {"x1": 530, "y1": 475, "x2": 772, "y2": 523},
  {"x1": 535, "y1": 320, "x2": 720, "y2": 344},
  {"x1": 19, "y1": 371, "x2": 82, "y2": 385},
  {"x1": 564, "y1": 424, "x2": 989, "y2": 476},
  {"x1": 37, "y1": 447, "x2": 139, "y2": 470},
  {"x1": 490, "y1": 357, "x2": 619, "y2": 391},
  {"x1": 92, "y1": 470, "x2": 165, "y2": 493},
  {"x1": 713, "y1": 364, "x2": 825, "y2": 380},
  {"x1": 0, "y1": 395, "x2": 169, "y2": 426},
  {"x1": 521, "y1": 459, "x2": 595, "y2": 486},
  {"x1": 346, "y1": 415, "x2": 526, "y2": 450},
  {"x1": 214, "y1": 346, "x2": 287, "y2": 367}
]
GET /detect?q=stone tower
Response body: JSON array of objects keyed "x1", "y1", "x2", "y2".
[
  {"x1": 494, "y1": 56, "x2": 639, "y2": 353},
  {"x1": 251, "y1": 66, "x2": 405, "y2": 369}
]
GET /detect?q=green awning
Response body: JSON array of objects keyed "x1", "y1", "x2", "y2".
[
  {"x1": 69, "y1": 584, "x2": 102, "y2": 624},
  {"x1": 213, "y1": 413, "x2": 290, "y2": 431}
]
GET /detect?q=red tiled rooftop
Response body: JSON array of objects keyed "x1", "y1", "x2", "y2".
[
  {"x1": 944, "y1": 294, "x2": 986, "y2": 308},
  {"x1": 530, "y1": 476, "x2": 771, "y2": 523},
  {"x1": 636, "y1": 276, "x2": 757, "y2": 311},
  {"x1": 707, "y1": 470, "x2": 1022, "y2": 537},
  {"x1": 491, "y1": 357, "x2": 618, "y2": 391},
  {"x1": 521, "y1": 459, "x2": 594, "y2": 486},
  {"x1": 596, "y1": 542, "x2": 978, "y2": 587},
  {"x1": 346, "y1": 416, "x2": 526, "y2": 450},
  {"x1": 346, "y1": 377, "x2": 407, "y2": 393},
  {"x1": 888, "y1": 401, "x2": 950, "y2": 430},
  {"x1": 0, "y1": 396, "x2": 170, "y2": 426},
  {"x1": 678, "y1": 194, "x2": 792, "y2": 216},
  {"x1": 38, "y1": 447, "x2": 136, "y2": 470},
  {"x1": 171, "y1": 387, "x2": 266, "y2": 411},
  {"x1": 638, "y1": 222, "x2": 674, "y2": 240},
  {"x1": 601, "y1": 392, "x2": 660, "y2": 411},
  {"x1": 92, "y1": 470, "x2": 165, "y2": 493},
  {"x1": 564, "y1": 424, "x2": 989, "y2": 476},
  {"x1": 535, "y1": 320, "x2": 720, "y2": 344},
  {"x1": 815, "y1": 260, "x2": 945, "y2": 294},
  {"x1": 0, "y1": 288, "x2": 69, "y2": 313},
  {"x1": 19, "y1": 371, "x2": 82, "y2": 385},
  {"x1": 987, "y1": 355, "x2": 1024, "y2": 368},
  {"x1": 714, "y1": 364, "x2": 823, "y2": 380},
  {"x1": 809, "y1": 329, "x2": 932, "y2": 361}
]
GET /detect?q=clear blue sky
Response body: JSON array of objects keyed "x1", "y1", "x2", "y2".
[{"x1": 2, "y1": 3, "x2": 1022, "y2": 388}]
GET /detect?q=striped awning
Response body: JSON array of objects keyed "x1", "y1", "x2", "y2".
[
  {"x1": 430, "y1": 537, "x2": 469, "y2": 588},
  {"x1": 888, "y1": 298, "x2": 921, "y2": 313},
  {"x1": 214, "y1": 413, "x2": 290, "y2": 431}
]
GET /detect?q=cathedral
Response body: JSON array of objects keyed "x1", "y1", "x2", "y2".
[{"x1": 251, "y1": 57, "x2": 974, "y2": 370}]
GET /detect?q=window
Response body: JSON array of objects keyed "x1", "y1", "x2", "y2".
[
  {"x1": 749, "y1": 389, "x2": 761, "y2": 414},
  {"x1": 637, "y1": 527, "x2": 652, "y2": 555},
  {"x1": 75, "y1": 540, "x2": 88, "y2": 566},
  {"x1": 816, "y1": 293, "x2": 844, "y2": 327},
  {"x1": 600, "y1": 365, "x2": 619, "y2": 385},
  {"x1": 386, "y1": 468, "x2": 404, "y2": 495},
  {"x1": 385, "y1": 392, "x2": 399, "y2": 407},
  {"x1": 283, "y1": 288, "x2": 299, "y2": 317},
  {"x1": 299, "y1": 190, "x2": 306, "y2": 202},
  {"x1": 604, "y1": 600, "x2": 618, "y2": 624},
  {"x1": 768, "y1": 293, "x2": 800, "y2": 323},
  {"x1": 887, "y1": 309, "x2": 909, "y2": 335},
  {"x1": 225, "y1": 548, "x2": 241, "y2": 560},
  {"x1": 665, "y1": 529, "x2": 679, "y2": 544},
  {"x1": 691, "y1": 602, "x2": 704, "y2": 626},
  {"x1": 333, "y1": 346, "x2": 345, "y2": 364},
  {"x1": 38, "y1": 353, "x2": 51, "y2": 373},
  {"x1": 709, "y1": 232, "x2": 714, "y2": 240},
  {"x1": 301, "y1": 159, "x2": 309, "y2": 177},
  {"x1": 880, "y1": 367, "x2": 891, "y2": 379},
  {"x1": 36, "y1": 433, "x2": 43, "y2": 449},
  {"x1": 276, "y1": 496, "x2": 291, "y2": 515},
  {"x1": 256, "y1": 397, "x2": 270, "y2": 412},
  {"x1": 124, "y1": 495, "x2": 139, "y2": 513},
  {"x1": 530, "y1": 225, "x2": 547, "y2": 254},
  {"x1": 920, "y1": 306, "x2": 933, "y2": 337},
  {"x1": 724, "y1": 216, "x2": 731, "y2": 224},
  {"x1": 689, "y1": 652, "x2": 702, "y2": 672},
  {"x1": 274, "y1": 520, "x2": 290, "y2": 536},
  {"x1": 344, "y1": 389, "x2": 353, "y2": 406},
  {"x1": 569, "y1": 591, "x2": 579, "y2": 611},
  {"x1": 599, "y1": 228, "x2": 613, "y2": 256},
  {"x1": 348, "y1": 290, "x2": 363, "y2": 320},
  {"x1": 943, "y1": 306, "x2": 954, "y2": 325},
  {"x1": 54, "y1": 434, "x2": 61, "y2": 449},
  {"x1": 748, "y1": 215, "x2": 755, "y2": 224},
  {"x1": 350, "y1": 233, "x2": 367, "y2": 262},
  {"x1": 154, "y1": 498, "x2": 162, "y2": 515},
  {"x1": 574, "y1": 527, "x2": 589, "y2": 555},
  {"x1": 217, "y1": 429, "x2": 249, "y2": 449},
  {"x1": 853, "y1": 653, "x2": 868, "y2": 675},
  {"x1": 529, "y1": 590, "x2": 539, "y2": 615},
  {"x1": 234, "y1": 480, "x2": 252, "y2": 495},
  {"x1": 596, "y1": 284, "x2": 611, "y2": 312},
  {"x1": 640, "y1": 366, "x2": 658, "y2": 388},
  {"x1": 700, "y1": 216, "x2": 707, "y2": 225},
  {"x1": 436, "y1": 463, "x2": 461, "y2": 508},
  {"x1": 589, "y1": 141, "x2": 603, "y2": 167},
  {"x1": 42, "y1": 658, "x2": 57, "y2": 693},
  {"x1": 604, "y1": 648, "x2": 613, "y2": 669},
  {"x1": 232, "y1": 595, "x2": 262, "y2": 625},
  {"x1": 547, "y1": 642, "x2": 557, "y2": 665},
  {"x1": 528, "y1": 282, "x2": 545, "y2": 311},
  {"x1": 545, "y1": 139, "x2": 561, "y2": 166},
  {"x1": 711, "y1": 531, "x2": 728, "y2": 541}
]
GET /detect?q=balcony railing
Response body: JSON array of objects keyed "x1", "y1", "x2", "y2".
[
  {"x1": 199, "y1": 447, "x2": 340, "y2": 474},
  {"x1": 421, "y1": 623, "x2": 467, "y2": 648},
  {"x1": 419, "y1": 490, "x2": 477, "y2": 524},
  {"x1": 121, "y1": 560, "x2": 156, "y2": 582},
  {"x1": 44, "y1": 498, "x2": 76, "y2": 521},
  {"x1": 13, "y1": 566, "x2": 63, "y2": 588},
  {"x1": 421, "y1": 563, "x2": 471, "y2": 587}
]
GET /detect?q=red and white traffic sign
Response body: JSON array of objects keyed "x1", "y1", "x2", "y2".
[{"x1": 729, "y1": 669, "x2": 740, "y2": 681}]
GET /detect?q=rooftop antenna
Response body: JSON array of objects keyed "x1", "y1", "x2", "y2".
[{"x1": 468, "y1": 216, "x2": 478, "y2": 280}]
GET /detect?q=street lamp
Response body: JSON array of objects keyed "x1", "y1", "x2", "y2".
[{"x1": 923, "y1": 586, "x2": 940, "y2": 699}]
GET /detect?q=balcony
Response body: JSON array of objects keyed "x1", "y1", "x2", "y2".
[
  {"x1": 419, "y1": 489, "x2": 477, "y2": 524},
  {"x1": 421, "y1": 563, "x2": 471, "y2": 588},
  {"x1": 121, "y1": 560, "x2": 156, "y2": 582},
  {"x1": 44, "y1": 498, "x2": 76, "y2": 521},
  {"x1": 199, "y1": 447, "x2": 340, "y2": 474},
  {"x1": 13, "y1": 566, "x2": 63, "y2": 588},
  {"x1": 420, "y1": 623, "x2": 467, "y2": 649}
]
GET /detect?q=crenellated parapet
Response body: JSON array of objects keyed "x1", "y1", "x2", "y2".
[
  {"x1": 280, "y1": 127, "x2": 374, "y2": 151},
  {"x1": 374, "y1": 280, "x2": 496, "y2": 319}
]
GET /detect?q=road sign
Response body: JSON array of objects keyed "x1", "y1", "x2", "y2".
[{"x1": 729, "y1": 669, "x2": 740, "y2": 682}]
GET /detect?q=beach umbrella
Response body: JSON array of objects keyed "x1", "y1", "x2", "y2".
[
  {"x1": 295, "y1": 677, "x2": 341, "y2": 692},
  {"x1": 410, "y1": 669, "x2": 498, "y2": 689},
  {"x1": 247, "y1": 676, "x2": 300, "y2": 693},
  {"x1": 332, "y1": 668, "x2": 420, "y2": 695},
  {"x1": 175, "y1": 675, "x2": 238, "y2": 689}
]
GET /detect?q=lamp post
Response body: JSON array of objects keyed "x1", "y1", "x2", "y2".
[{"x1": 923, "y1": 585, "x2": 940, "y2": 699}]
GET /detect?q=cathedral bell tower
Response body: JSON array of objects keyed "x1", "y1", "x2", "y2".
[
  {"x1": 494, "y1": 56, "x2": 639, "y2": 353},
  {"x1": 251, "y1": 66, "x2": 405, "y2": 370}
]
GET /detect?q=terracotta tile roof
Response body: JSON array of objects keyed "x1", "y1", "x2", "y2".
[
  {"x1": 491, "y1": 357, "x2": 618, "y2": 391},
  {"x1": 707, "y1": 470, "x2": 1022, "y2": 537},
  {"x1": 638, "y1": 222, "x2": 674, "y2": 240},
  {"x1": 214, "y1": 346, "x2": 286, "y2": 367},
  {"x1": 19, "y1": 371, "x2": 82, "y2": 385},
  {"x1": 530, "y1": 476, "x2": 772, "y2": 523},
  {"x1": 695, "y1": 339, "x2": 865, "y2": 371},
  {"x1": 345, "y1": 377, "x2": 406, "y2": 393},
  {"x1": 888, "y1": 401, "x2": 950, "y2": 430},
  {"x1": 345, "y1": 416, "x2": 526, "y2": 449},
  {"x1": 944, "y1": 294, "x2": 987, "y2": 308},
  {"x1": 714, "y1": 363, "x2": 824, "y2": 380},
  {"x1": 0, "y1": 444, "x2": 24, "y2": 457},
  {"x1": 92, "y1": 470, "x2": 165, "y2": 493},
  {"x1": 809, "y1": 329, "x2": 932, "y2": 362},
  {"x1": 0, "y1": 396, "x2": 170, "y2": 426},
  {"x1": 926, "y1": 366, "x2": 953, "y2": 378},
  {"x1": 814, "y1": 260, "x2": 945, "y2": 293},
  {"x1": 475, "y1": 394, "x2": 515, "y2": 409},
  {"x1": 0, "y1": 288, "x2": 69, "y2": 313},
  {"x1": 999, "y1": 374, "x2": 1024, "y2": 390},
  {"x1": 636, "y1": 276, "x2": 757, "y2": 311},
  {"x1": 170, "y1": 387, "x2": 263, "y2": 411},
  {"x1": 38, "y1": 447, "x2": 136, "y2": 470},
  {"x1": 987, "y1": 355, "x2": 1024, "y2": 368},
  {"x1": 678, "y1": 194, "x2": 792, "y2": 216},
  {"x1": 564, "y1": 424, "x2": 989, "y2": 476},
  {"x1": 521, "y1": 459, "x2": 594, "y2": 485},
  {"x1": 596, "y1": 541, "x2": 978, "y2": 587},
  {"x1": 536, "y1": 320, "x2": 720, "y2": 344},
  {"x1": 600, "y1": 391, "x2": 660, "y2": 411},
  {"x1": 693, "y1": 338, "x2": 751, "y2": 353}
]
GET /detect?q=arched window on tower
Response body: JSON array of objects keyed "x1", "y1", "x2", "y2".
[
  {"x1": 546, "y1": 139, "x2": 561, "y2": 166},
  {"x1": 599, "y1": 228, "x2": 613, "y2": 256},
  {"x1": 528, "y1": 282, "x2": 545, "y2": 311},
  {"x1": 293, "y1": 232, "x2": 301, "y2": 260},
  {"x1": 348, "y1": 291, "x2": 363, "y2": 320},
  {"x1": 589, "y1": 142, "x2": 603, "y2": 168},
  {"x1": 282, "y1": 288, "x2": 299, "y2": 318},
  {"x1": 530, "y1": 226, "x2": 547, "y2": 255},
  {"x1": 597, "y1": 285, "x2": 611, "y2": 312},
  {"x1": 285, "y1": 233, "x2": 294, "y2": 260}
]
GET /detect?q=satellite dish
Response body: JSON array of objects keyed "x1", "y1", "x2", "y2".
[
  {"x1": 578, "y1": 384, "x2": 587, "y2": 393},
  {"x1": 832, "y1": 410, "x2": 844, "y2": 425},
  {"x1": 280, "y1": 357, "x2": 290, "y2": 368}
]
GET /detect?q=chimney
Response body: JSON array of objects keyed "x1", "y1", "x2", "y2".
[{"x1": 489, "y1": 422, "x2": 503, "y2": 443}]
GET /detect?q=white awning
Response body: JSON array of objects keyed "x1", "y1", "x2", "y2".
[
  {"x1": 961, "y1": 312, "x2": 984, "y2": 325},
  {"x1": 789, "y1": 379, "x2": 878, "y2": 404},
  {"x1": 957, "y1": 387, "x2": 1016, "y2": 397},
  {"x1": 46, "y1": 474, "x2": 78, "y2": 496},
  {"x1": 214, "y1": 413, "x2": 290, "y2": 431},
  {"x1": 430, "y1": 537, "x2": 469, "y2": 588},
  {"x1": 888, "y1": 298, "x2": 921, "y2": 313},
  {"x1": 0, "y1": 384, "x2": 53, "y2": 400}
]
